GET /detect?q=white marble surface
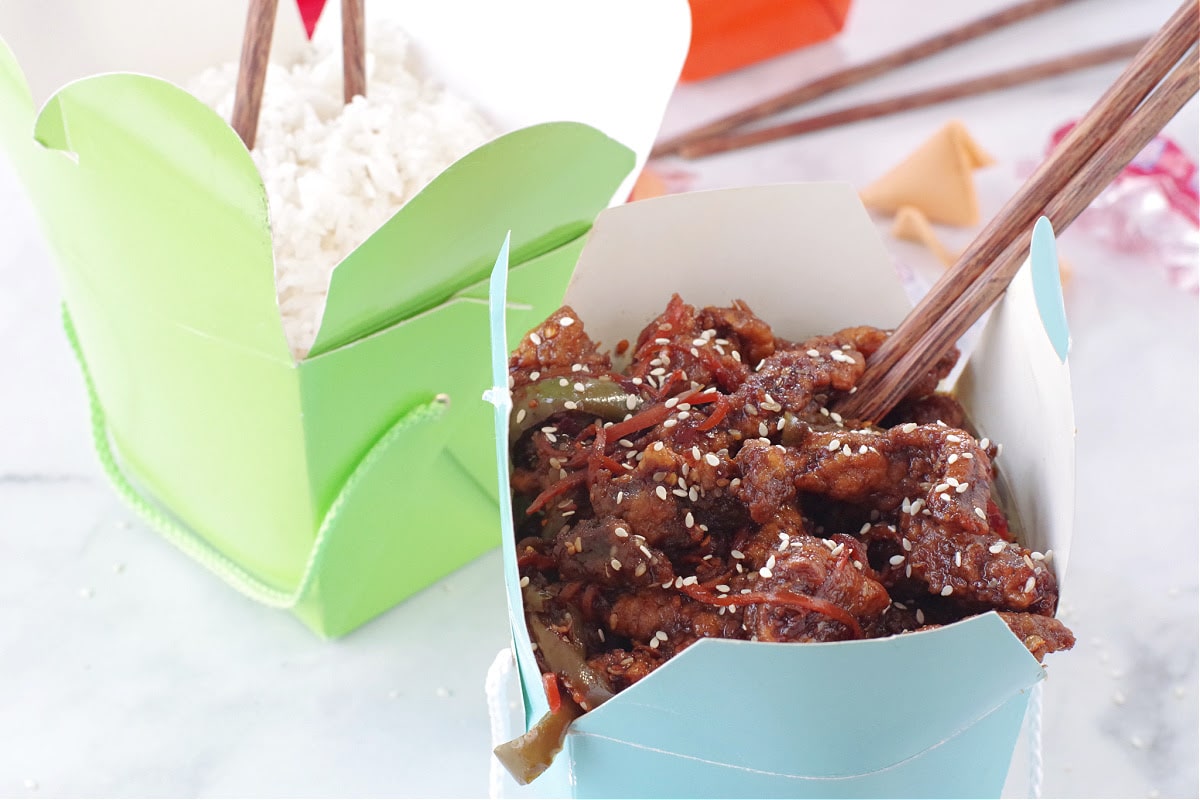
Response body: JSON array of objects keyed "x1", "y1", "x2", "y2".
[{"x1": 1, "y1": 0, "x2": 1196, "y2": 797}]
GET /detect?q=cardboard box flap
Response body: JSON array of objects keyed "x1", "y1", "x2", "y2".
[
  {"x1": 572, "y1": 613, "x2": 1044, "y2": 777},
  {"x1": 29, "y1": 72, "x2": 291, "y2": 363},
  {"x1": 564, "y1": 184, "x2": 914, "y2": 348},
  {"x1": 957, "y1": 218, "x2": 1075, "y2": 583},
  {"x1": 308, "y1": 122, "x2": 634, "y2": 356}
]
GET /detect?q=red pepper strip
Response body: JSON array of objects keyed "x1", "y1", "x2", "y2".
[
  {"x1": 602, "y1": 403, "x2": 674, "y2": 442},
  {"x1": 680, "y1": 583, "x2": 864, "y2": 639},
  {"x1": 542, "y1": 673, "x2": 563, "y2": 714},
  {"x1": 526, "y1": 473, "x2": 586, "y2": 515},
  {"x1": 685, "y1": 391, "x2": 721, "y2": 405},
  {"x1": 517, "y1": 553, "x2": 557, "y2": 571},
  {"x1": 696, "y1": 395, "x2": 731, "y2": 432},
  {"x1": 587, "y1": 424, "x2": 627, "y2": 476}
]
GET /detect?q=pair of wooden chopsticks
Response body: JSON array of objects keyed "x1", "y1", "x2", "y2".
[
  {"x1": 653, "y1": 0, "x2": 1148, "y2": 160},
  {"x1": 835, "y1": 0, "x2": 1199, "y2": 423},
  {"x1": 231, "y1": 0, "x2": 366, "y2": 150}
]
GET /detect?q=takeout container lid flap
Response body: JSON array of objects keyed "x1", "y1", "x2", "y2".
[{"x1": 488, "y1": 184, "x2": 1075, "y2": 795}]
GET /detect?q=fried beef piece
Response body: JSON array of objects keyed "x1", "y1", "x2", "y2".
[
  {"x1": 587, "y1": 648, "x2": 667, "y2": 692},
  {"x1": 553, "y1": 517, "x2": 674, "y2": 589},
  {"x1": 509, "y1": 305, "x2": 612, "y2": 390},
  {"x1": 998, "y1": 612, "x2": 1077, "y2": 661},
  {"x1": 630, "y1": 294, "x2": 749, "y2": 394},
  {"x1": 606, "y1": 589, "x2": 746, "y2": 654}
]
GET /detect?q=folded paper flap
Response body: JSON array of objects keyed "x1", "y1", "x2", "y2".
[
  {"x1": 378, "y1": 0, "x2": 691, "y2": 203},
  {"x1": 28, "y1": 71, "x2": 291, "y2": 364},
  {"x1": 956, "y1": 243, "x2": 1075, "y2": 585},
  {"x1": 309, "y1": 122, "x2": 635, "y2": 357},
  {"x1": 564, "y1": 184, "x2": 914, "y2": 351},
  {"x1": 571, "y1": 613, "x2": 1043, "y2": 777}
]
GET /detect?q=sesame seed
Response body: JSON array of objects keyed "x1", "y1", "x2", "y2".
[
  {"x1": 858, "y1": 445, "x2": 868, "y2": 454},
  {"x1": 654, "y1": 442, "x2": 664, "y2": 451},
  {"x1": 655, "y1": 337, "x2": 670, "y2": 345},
  {"x1": 715, "y1": 584, "x2": 731, "y2": 593},
  {"x1": 916, "y1": 609, "x2": 925, "y2": 624},
  {"x1": 692, "y1": 338, "x2": 707, "y2": 347},
  {"x1": 820, "y1": 407, "x2": 830, "y2": 416},
  {"x1": 948, "y1": 454, "x2": 959, "y2": 464},
  {"x1": 759, "y1": 422, "x2": 769, "y2": 437},
  {"x1": 689, "y1": 487, "x2": 699, "y2": 502},
  {"x1": 563, "y1": 401, "x2": 578, "y2": 410},
  {"x1": 889, "y1": 555, "x2": 905, "y2": 566},
  {"x1": 609, "y1": 558, "x2": 622, "y2": 571},
  {"x1": 515, "y1": 409, "x2": 526, "y2": 423},
  {"x1": 989, "y1": 542, "x2": 1005, "y2": 554},
  {"x1": 934, "y1": 483, "x2": 949, "y2": 493},
  {"x1": 674, "y1": 577, "x2": 684, "y2": 589},
  {"x1": 905, "y1": 564, "x2": 912, "y2": 578},
  {"x1": 901, "y1": 423, "x2": 918, "y2": 433},
  {"x1": 530, "y1": 332, "x2": 542, "y2": 345},
  {"x1": 559, "y1": 378, "x2": 569, "y2": 387},
  {"x1": 544, "y1": 432, "x2": 557, "y2": 443},
  {"x1": 519, "y1": 576, "x2": 530, "y2": 588},
  {"x1": 974, "y1": 507, "x2": 987, "y2": 520},
  {"x1": 691, "y1": 446, "x2": 701, "y2": 460},
  {"x1": 656, "y1": 630, "x2": 669, "y2": 641},
  {"x1": 956, "y1": 484, "x2": 969, "y2": 494},
  {"x1": 530, "y1": 371, "x2": 541, "y2": 381},
  {"x1": 1024, "y1": 577, "x2": 1036, "y2": 593},
  {"x1": 955, "y1": 551, "x2": 962, "y2": 567},
  {"x1": 631, "y1": 377, "x2": 642, "y2": 386},
  {"x1": 842, "y1": 444, "x2": 853, "y2": 456},
  {"x1": 655, "y1": 486, "x2": 668, "y2": 500},
  {"x1": 663, "y1": 418, "x2": 678, "y2": 429},
  {"x1": 759, "y1": 567, "x2": 773, "y2": 578},
  {"x1": 830, "y1": 412, "x2": 843, "y2": 424},
  {"x1": 678, "y1": 403, "x2": 691, "y2": 411},
  {"x1": 650, "y1": 367, "x2": 666, "y2": 376},
  {"x1": 639, "y1": 545, "x2": 653, "y2": 559},
  {"x1": 560, "y1": 316, "x2": 575, "y2": 327},
  {"x1": 860, "y1": 523, "x2": 872, "y2": 534},
  {"x1": 806, "y1": 349, "x2": 821, "y2": 357},
  {"x1": 828, "y1": 439, "x2": 841, "y2": 451},
  {"x1": 946, "y1": 435, "x2": 962, "y2": 443},
  {"x1": 979, "y1": 437, "x2": 990, "y2": 450},
  {"x1": 830, "y1": 543, "x2": 845, "y2": 557},
  {"x1": 731, "y1": 550, "x2": 745, "y2": 560},
  {"x1": 683, "y1": 576, "x2": 698, "y2": 586},
  {"x1": 685, "y1": 512, "x2": 695, "y2": 528},
  {"x1": 853, "y1": 560, "x2": 863, "y2": 570},
  {"x1": 961, "y1": 453, "x2": 973, "y2": 460},
  {"x1": 673, "y1": 488, "x2": 688, "y2": 498},
  {"x1": 703, "y1": 453, "x2": 719, "y2": 468},
  {"x1": 732, "y1": 351, "x2": 742, "y2": 362},
  {"x1": 573, "y1": 382, "x2": 585, "y2": 392},
  {"x1": 649, "y1": 638, "x2": 660, "y2": 649},
  {"x1": 941, "y1": 585, "x2": 953, "y2": 597},
  {"x1": 1031, "y1": 551, "x2": 1045, "y2": 561},
  {"x1": 614, "y1": 526, "x2": 629, "y2": 538},
  {"x1": 766, "y1": 554, "x2": 777, "y2": 569},
  {"x1": 940, "y1": 493, "x2": 952, "y2": 502},
  {"x1": 665, "y1": 397, "x2": 679, "y2": 408}
]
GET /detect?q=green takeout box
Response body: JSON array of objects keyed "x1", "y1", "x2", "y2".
[{"x1": 0, "y1": 2, "x2": 690, "y2": 636}]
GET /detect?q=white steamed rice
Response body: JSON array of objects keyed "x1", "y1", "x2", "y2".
[{"x1": 190, "y1": 19, "x2": 495, "y2": 359}]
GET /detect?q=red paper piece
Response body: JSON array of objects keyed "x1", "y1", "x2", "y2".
[{"x1": 295, "y1": 0, "x2": 329, "y2": 39}]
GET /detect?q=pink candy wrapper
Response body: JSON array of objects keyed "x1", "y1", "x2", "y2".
[{"x1": 1050, "y1": 122, "x2": 1199, "y2": 293}]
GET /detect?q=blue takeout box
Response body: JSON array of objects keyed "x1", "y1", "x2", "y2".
[{"x1": 487, "y1": 184, "x2": 1075, "y2": 798}]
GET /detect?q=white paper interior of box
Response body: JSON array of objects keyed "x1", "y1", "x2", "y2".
[
  {"x1": 487, "y1": 184, "x2": 1076, "y2": 797},
  {"x1": 0, "y1": 0, "x2": 689, "y2": 205}
]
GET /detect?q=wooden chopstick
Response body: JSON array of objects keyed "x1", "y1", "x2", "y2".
[
  {"x1": 231, "y1": 0, "x2": 281, "y2": 149},
  {"x1": 232, "y1": 0, "x2": 367, "y2": 149},
  {"x1": 835, "y1": 27, "x2": 1199, "y2": 423},
  {"x1": 342, "y1": 0, "x2": 367, "y2": 102},
  {"x1": 679, "y1": 38, "x2": 1149, "y2": 159},
  {"x1": 841, "y1": 47, "x2": 1198, "y2": 424},
  {"x1": 651, "y1": 0, "x2": 1080, "y2": 159}
]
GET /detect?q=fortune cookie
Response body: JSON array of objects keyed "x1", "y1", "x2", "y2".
[
  {"x1": 861, "y1": 121, "x2": 994, "y2": 226},
  {"x1": 890, "y1": 205, "x2": 958, "y2": 266}
]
